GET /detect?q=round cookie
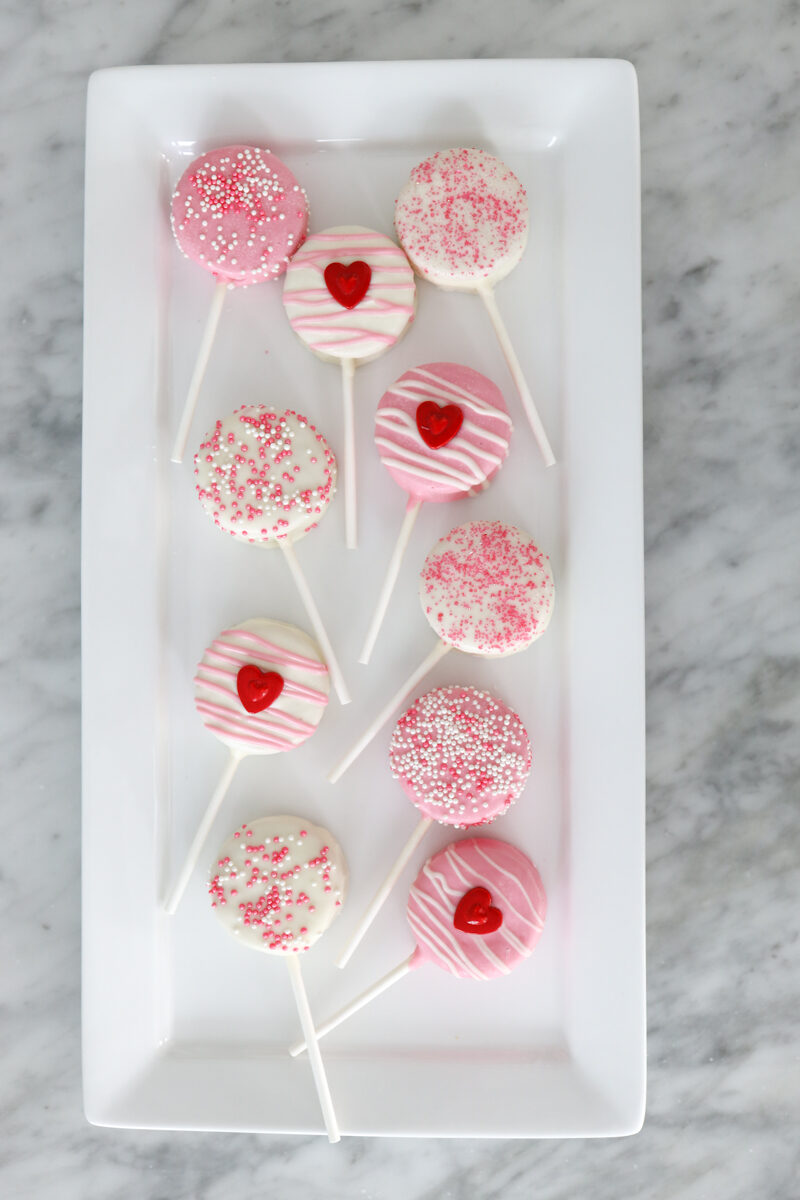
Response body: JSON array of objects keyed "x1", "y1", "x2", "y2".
[
  {"x1": 209, "y1": 815, "x2": 347, "y2": 954},
  {"x1": 395, "y1": 148, "x2": 528, "y2": 291},
  {"x1": 194, "y1": 619, "x2": 330, "y2": 756},
  {"x1": 375, "y1": 362, "x2": 511, "y2": 503},
  {"x1": 388, "y1": 686, "x2": 531, "y2": 827},
  {"x1": 419, "y1": 520, "x2": 554, "y2": 656},
  {"x1": 171, "y1": 145, "x2": 309, "y2": 286},
  {"x1": 194, "y1": 406, "x2": 337, "y2": 544},
  {"x1": 407, "y1": 836, "x2": 546, "y2": 979},
  {"x1": 283, "y1": 225, "x2": 415, "y2": 363}
]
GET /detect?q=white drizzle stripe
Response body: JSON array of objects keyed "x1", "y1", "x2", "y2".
[
  {"x1": 375, "y1": 436, "x2": 485, "y2": 488},
  {"x1": 444, "y1": 846, "x2": 543, "y2": 933},
  {"x1": 422, "y1": 865, "x2": 526, "y2": 967},
  {"x1": 413, "y1": 367, "x2": 514, "y2": 419},
  {"x1": 390, "y1": 373, "x2": 513, "y2": 425},
  {"x1": 472, "y1": 843, "x2": 546, "y2": 928},
  {"x1": 377, "y1": 408, "x2": 504, "y2": 467},
  {"x1": 407, "y1": 897, "x2": 490, "y2": 979},
  {"x1": 415, "y1": 872, "x2": 512, "y2": 973},
  {"x1": 376, "y1": 451, "x2": 484, "y2": 493}
]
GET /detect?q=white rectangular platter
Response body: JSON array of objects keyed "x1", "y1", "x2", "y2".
[{"x1": 82, "y1": 59, "x2": 644, "y2": 1138}]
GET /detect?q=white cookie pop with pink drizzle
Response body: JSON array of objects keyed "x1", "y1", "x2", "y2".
[
  {"x1": 194, "y1": 406, "x2": 349, "y2": 704},
  {"x1": 395, "y1": 148, "x2": 555, "y2": 466},
  {"x1": 291, "y1": 836, "x2": 546, "y2": 1056},
  {"x1": 164, "y1": 619, "x2": 330, "y2": 914},
  {"x1": 211, "y1": 814, "x2": 347, "y2": 1142},
  {"x1": 360, "y1": 362, "x2": 512, "y2": 664},
  {"x1": 336, "y1": 686, "x2": 531, "y2": 967},
  {"x1": 170, "y1": 145, "x2": 309, "y2": 463},
  {"x1": 283, "y1": 226, "x2": 416, "y2": 548},
  {"x1": 329, "y1": 519, "x2": 554, "y2": 782}
]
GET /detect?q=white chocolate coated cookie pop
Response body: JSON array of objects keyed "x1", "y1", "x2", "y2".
[
  {"x1": 420, "y1": 519, "x2": 554, "y2": 656},
  {"x1": 194, "y1": 406, "x2": 336, "y2": 545},
  {"x1": 395, "y1": 148, "x2": 528, "y2": 291},
  {"x1": 211, "y1": 814, "x2": 347, "y2": 1142},
  {"x1": 210, "y1": 815, "x2": 347, "y2": 953},
  {"x1": 194, "y1": 619, "x2": 329, "y2": 756}
]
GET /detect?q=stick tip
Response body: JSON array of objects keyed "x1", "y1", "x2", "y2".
[{"x1": 170, "y1": 452, "x2": 184, "y2": 466}]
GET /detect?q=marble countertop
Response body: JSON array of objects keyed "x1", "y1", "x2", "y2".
[{"x1": 2, "y1": 1, "x2": 798, "y2": 1197}]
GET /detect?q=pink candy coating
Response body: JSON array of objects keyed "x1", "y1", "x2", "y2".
[
  {"x1": 171, "y1": 145, "x2": 309, "y2": 286},
  {"x1": 375, "y1": 363, "x2": 511, "y2": 503},
  {"x1": 389, "y1": 686, "x2": 531, "y2": 827},
  {"x1": 407, "y1": 836, "x2": 547, "y2": 979},
  {"x1": 419, "y1": 520, "x2": 555, "y2": 656}
]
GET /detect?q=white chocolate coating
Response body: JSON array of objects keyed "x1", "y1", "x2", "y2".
[
  {"x1": 283, "y1": 226, "x2": 416, "y2": 363},
  {"x1": 210, "y1": 815, "x2": 347, "y2": 954},
  {"x1": 194, "y1": 407, "x2": 337, "y2": 545},
  {"x1": 395, "y1": 148, "x2": 529, "y2": 291},
  {"x1": 194, "y1": 619, "x2": 330, "y2": 756},
  {"x1": 419, "y1": 520, "x2": 555, "y2": 656}
]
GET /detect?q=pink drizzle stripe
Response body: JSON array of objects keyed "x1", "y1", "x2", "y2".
[
  {"x1": 218, "y1": 628, "x2": 328, "y2": 674},
  {"x1": 195, "y1": 700, "x2": 307, "y2": 748},
  {"x1": 194, "y1": 676, "x2": 318, "y2": 736},
  {"x1": 204, "y1": 652, "x2": 328, "y2": 707}
]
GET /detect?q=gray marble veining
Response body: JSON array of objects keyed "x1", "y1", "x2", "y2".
[{"x1": 1, "y1": 1, "x2": 799, "y2": 1197}]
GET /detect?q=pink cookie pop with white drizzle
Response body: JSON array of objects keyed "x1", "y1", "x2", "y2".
[
  {"x1": 193, "y1": 406, "x2": 349, "y2": 705},
  {"x1": 360, "y1": 362, "x2": 512, "y2": 664},
  {"x1": 336, "y1": 686, "x2": 531, "y2": 967},
  {"x1": 283, "y1": 226, "x2": 416, "y2": 548},
  {"x1": 165, "y1": 619, "x2": 330, "y2": 914},
  {"x1": 330, "y1": 519, "x2": 554, "y2": 782},
  {"x1": 290, "y1": 836, "x2": 546, "y2": 1056},
  {"x1": 170, "y1": 145, "x2": 309, "y2": 463},
  {"x1": 395, "y1": 148, "x2": 555, "y2": 466},
  {"x1": 211, "y1": 814, "x2": 347, "y2": 1142}
]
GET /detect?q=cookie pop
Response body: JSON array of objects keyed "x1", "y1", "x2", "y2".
[
  {"x1": 165, "y1": 619, "x2": 330, "y2": 913},
  {"x1": 170, "y1": 145, "x2": 309, "y2": 463},
  {"x1": 194, "y1": 405, "x2": 350, "y2": 704},
  {"x1": 290, "y1": 836, "x2": 546, "y2": 1056},
  {"x1": 360, "y1": 362, "x2": 512, "y2": 664},
  {"x1": 211, "y1": 815, "x2": 347, "y2": 1142},
  {"x1": 283, "y1": 226, "x2": 416, "y2": 548},
  {"x1": 336, "y1": 686, "x2": 531, "y2": 967},
  {"x1": 329, "y1": 519, "x2": 554, "y2": 782},
  {"x1": 395, "y1": 148, "x2": 555, "y2": 467}
]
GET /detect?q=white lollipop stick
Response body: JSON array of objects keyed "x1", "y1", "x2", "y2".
[
  {"x1": 164, "y1": 749, "x2": 243, "y2": 914},
  {"x1": 336, "y1": 817, "x2": 432, "y2": 969},
  {"x1": 289, "y1": 954, "x2": 416, "y2": 1057},
  {"x1": 171, "y1": 280, "x2": 228, "y2": 464},
  {"x1": 477, "y1": 284, "x2": 555, "y2": 468},
  {"x1": 285, "y1": 955, "x2": 340, "y2": 1143},
  {"x1": 359, "y1": 498, "x2": 422, "y2": 666},
  {"x1": 328, "y1": 639, "x2": 450, "y2": 783},
  {"x1": 341, "y1": 357, "x2": 357, "y2": 550},
  {"x1": 279, "y1": 538, "x2": 351, "y2": 705}
]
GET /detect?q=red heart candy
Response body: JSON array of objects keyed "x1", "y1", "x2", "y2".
[
  {"x1": 415, "y1": 400, "x2": 464, "y2": 449},
  {"x1": 324, "y1": 261, "x2": 371, "y2": 308},
  {"x1": 236, "y1": 665, "x2": 284, "y2": 713},
  {"x1": 453, "y1": 886, "x2": 503, "y2": 935}
]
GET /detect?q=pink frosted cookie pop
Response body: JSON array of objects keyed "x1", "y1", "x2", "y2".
[
  {"x1": 282, "y1": 226, "x2": 416, "y2": 548},
  {"x1": 360, "y1": 362, "x2": 512, "y2": 664},
  {"x1": 194, "y1": 406, "x2": 350, "y2": 704},
  {"x1": 165, "y1": 619, "x2": 330, "y2": 914},
  {"x1": 330, "y1": 520, "x2": 554, "y2": 782},
  {"x1": 170, "y1": 144, "x2": 309, "y2": 463},
  {"x1": 211, "y1": 814, "x2": 347, "y2": 1141},
  {"x1": 395, "y1": 148, "x2": 554, "y2": 466},
  {"x1": 336, "y1": 686, "x2": 531, "y2": 967},
  {"x1": 290, "y1": 836, "x2": 546, "y2": 1055}
]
